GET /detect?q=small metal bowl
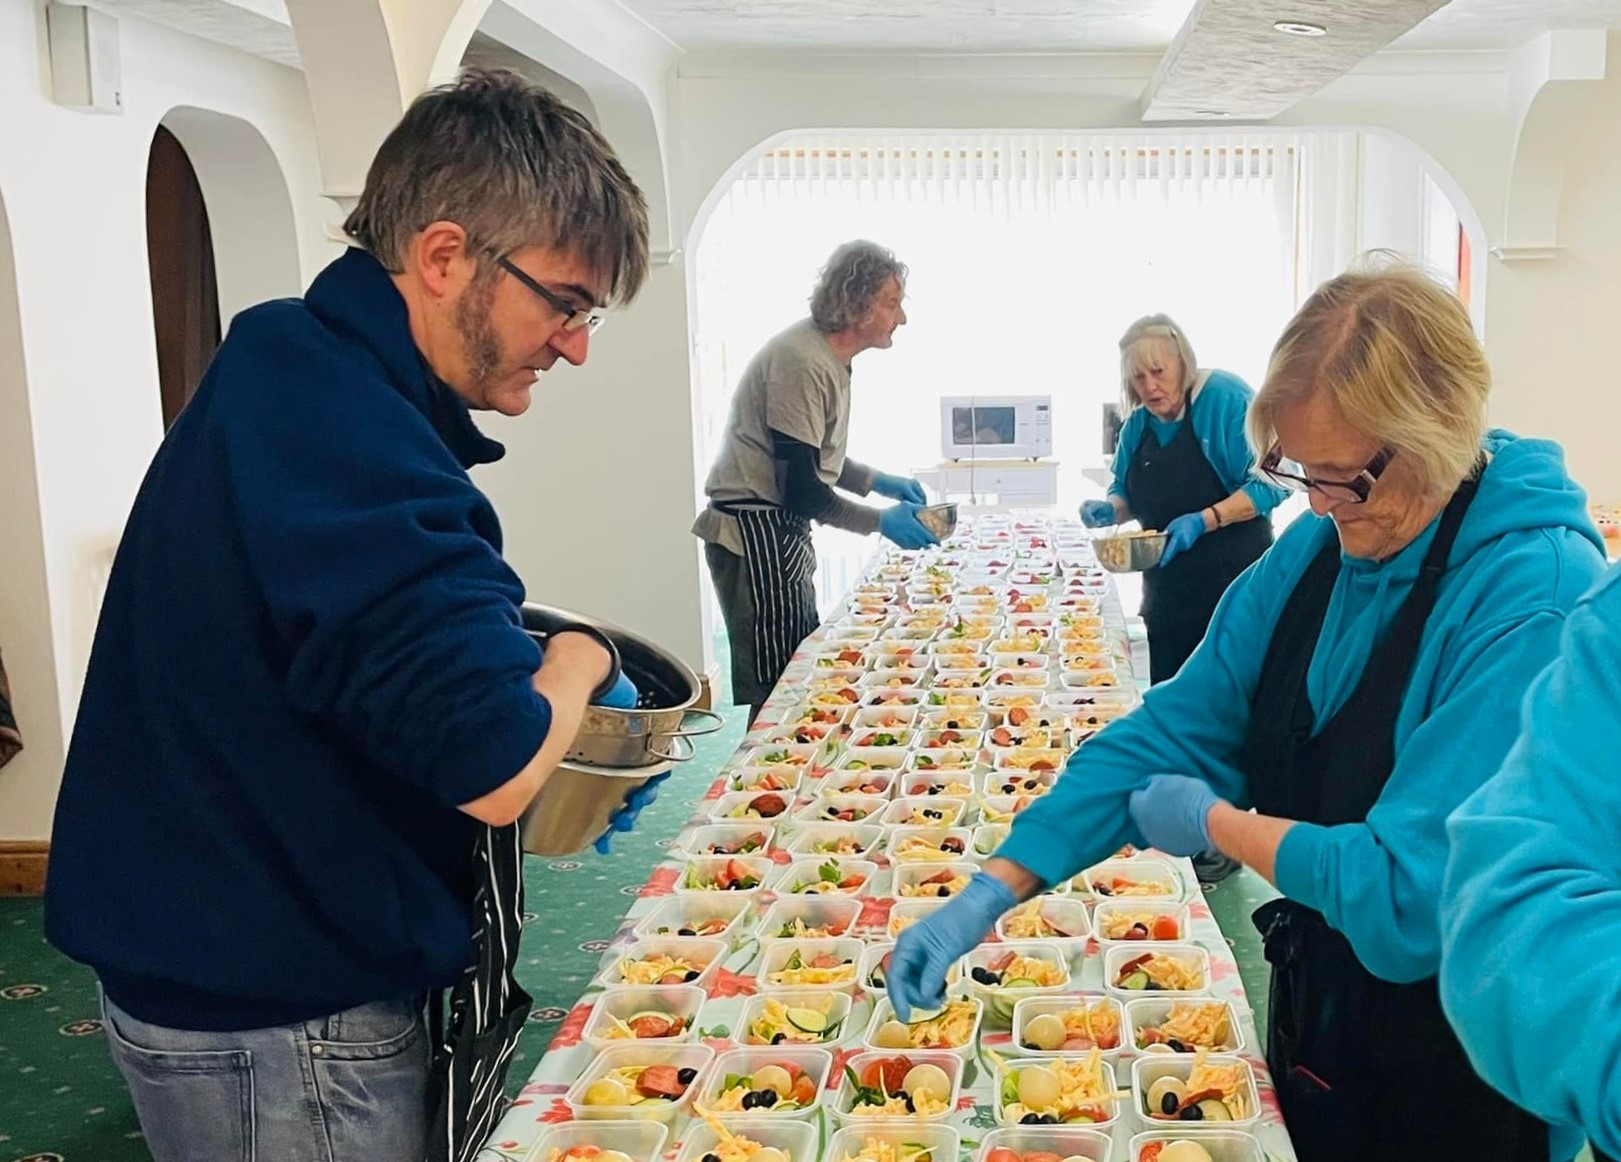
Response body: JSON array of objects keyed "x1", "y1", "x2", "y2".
[
  {"x1": 918, "y1": 503, "x2": 959, "y2": 540},
  {"x1": 1094, "y1": 531, "x2": 1168, "y2": 573}
]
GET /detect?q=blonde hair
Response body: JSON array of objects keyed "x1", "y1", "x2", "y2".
[
  {"x1": 1119, "y1": 315, "x2": 1198, "y2": 411},
  {"x1": 1248, "y1": 256, "x2": 1488, "y2": 497}
]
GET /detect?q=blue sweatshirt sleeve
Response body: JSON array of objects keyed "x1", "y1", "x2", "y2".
[
  {"x1": 1108, "y1": 409, "x2": 1144, "y2": 504},
  {"x1": 212, "y1": 332, "x2": 553, "y2": 811},
  {"x1": 1441, "y1": 568, "x2": 1621, "y2": 1155},
  {"x1": 1272, "y1": 605, "x2": 1572, "y2": 982},
  {"x1": 1197, "y1": 371, "x2": 1286, "y2": 516},
  {"x1": 995, "y1": 538, "x2": 1284, "y2": 885}
]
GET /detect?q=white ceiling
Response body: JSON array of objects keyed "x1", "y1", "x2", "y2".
[
  {"x1": 614, "y1": 0, "x2": 1199, "y2": 54},
  {"x1": 616, "y1": 0, "x2": 1621, "y2": 54}
]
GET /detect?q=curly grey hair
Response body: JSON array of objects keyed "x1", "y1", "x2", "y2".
[
  {"x1": 343, "y1": 69, "x2": 649, "y2": 305},
  {"x1": 809, "y1": 241, "x2": 908, "y2": 333}
]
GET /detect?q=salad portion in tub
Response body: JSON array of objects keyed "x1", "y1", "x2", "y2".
[
  {"x1": 766, "y1": 947, "x2": 857, "y2": 988},
  {"x1": 840, "y1": 1055, "x2": 956, "y2": 1119},
  {"x1": 1142, "y1": 1052, "x2": 1252, "y2": 1123},
  {"x1": 998, "y1": 1052, "x2": 1116, "y2": 1125},
  {"x1": 580, "y1": 1062, "x2": 701, "y2": 1110},
  {"x1": 1017, "y1": 1000, "x2": 1122, "y2": 1053}
]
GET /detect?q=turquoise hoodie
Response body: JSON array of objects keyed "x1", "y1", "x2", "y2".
[
  {"x1": 1441, "y1": 564, "x2": 1621, "y2": 1162},
  {"x1": 999, "y1": 431, "x2": 1605, "y2": 988}
]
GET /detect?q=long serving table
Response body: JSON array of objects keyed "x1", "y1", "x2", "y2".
[{"x1": 480, "y1": 512, "x2": 1298, "y2": 1162}]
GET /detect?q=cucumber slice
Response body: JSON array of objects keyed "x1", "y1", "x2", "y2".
[
  {"x1": 785, "y1": 1007, "x2": 829, "y2": 1034},
  {"x1": 1119, "y1": 969, "x2": 1151, "y2": 990},
  {"x1": 905, "y1": 1006, "x2": 945, "y2": 1025},
  {"x1": 1196, "y1": 1098, "x2": 1233, "y2": 1121},
  {"x1": 1001, "y1": 977, "x2": 1040, "y2": 989}
]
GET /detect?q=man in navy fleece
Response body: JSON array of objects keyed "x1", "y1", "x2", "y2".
[{"x1": 44, "y1": 70, "x2": 651, "y2": 1160}]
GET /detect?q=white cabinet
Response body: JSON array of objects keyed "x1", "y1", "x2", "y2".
[{"x1": 914, "y1": 460, "x2": 1059, "y2": 507}]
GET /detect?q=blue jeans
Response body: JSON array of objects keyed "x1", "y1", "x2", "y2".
[{"x1": 102, "y1": 991, "x2": 431, "y2": 1162}]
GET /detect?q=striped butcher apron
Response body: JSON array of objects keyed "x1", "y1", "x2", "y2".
[
  {"x1": 728, "y1": 503, "x2": 821, "y2": 695},
  {"x1": 426, "y1": 821, "x2": 531, "y2": 1162}
]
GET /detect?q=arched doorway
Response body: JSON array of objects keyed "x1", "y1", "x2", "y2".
[{"x1": 145, "y1": 124, "x2": 221, "y2": 429}]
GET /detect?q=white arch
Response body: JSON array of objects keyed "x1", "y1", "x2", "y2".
[
  {"x1": 159, "y1": 106, "x2": 304, "y2": 329},
  {"x1": 0, "y1": 183, "x2": 68, "y2": 841}
]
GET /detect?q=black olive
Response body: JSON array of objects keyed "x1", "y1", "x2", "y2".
[
  {"x1": 935, "y1": 885, "x2": 952, "y2": 897},
  {"x1": 1096, "y1": 884, "x2": 1113, "y2": 897},
  {"x1": 1020, "y1": 1113, "x2": 1042, "y2": 1125},
  {"x1": 1023, "y1": 779, "x2": 1039, "y2": 791},
  {"x1": 772, "y1": 1032, "x2": 787, "y2": 1044},
  {"x1": 924, "y1": 810, "x2": 942, "y2": 820},
  {"x1": 703, "y1": 1154, "x2": 721, "y2": 1162},
  {"x1": 1130, "y1": 923, "x2": 1150, "y2": 937},
  {"x1": 1179, "y1": 1104, "x2": 1204, "y2": 1121},
  {"x1": 1002, "y1": 783, "x2": 1017, "y2": 794},
  {"x1": 970, "y1": 966, "x2": 996, "y2": 985},
  {"x1": 903, "y1": 1092, "x2": 916, "y2": 1113},
  {"x1": 683, "y1": 970, "x2": 700, "y2": 982},
  {"x1": 1161, "y1": 1092, "x2": 1180, "y2": 1115},
  {"x1": 946, "y1": 719, "x2": 960, "y2": 729},
  {"x1": 1041, "y1": 1114, "x2": 1061, "y2": 1125},
  {"x1": 741, "y1": 1093, "x2": 761, "y2": 1110},
  {"x1": 942, "y1": 838, "x2": 965, "y2": 853},
  {"x1": 758, "y1": 1089, "x2": 779, "y2": 1108},
  {"x1": 678, "y1": 927, "x2": 696, "y2": 937},
  {"x1": 1167, "y1": 1038, "x2": 1188, "y2": 1053},
  {"x1": 826, "y1": 806, "x2": 840, "y2": 817},
  {"x1": 679, "y1": 1068, "x2": 699, "y2": 1085}
]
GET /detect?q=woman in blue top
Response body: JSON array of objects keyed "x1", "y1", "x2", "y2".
[
  {"x1": 890, "y1": 262, "x2": 1607, "y2": 1162},
  {"x1": 1083, "y1": 316, "x2": 1286, "y2": 685},
  {"x1": 1440, "y1": 565, "x2": 1621, "y2": 1162}
]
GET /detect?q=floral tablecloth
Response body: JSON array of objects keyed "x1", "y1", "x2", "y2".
[{"x1": 480, "y1": 533, "x2": 1297, "y2": 1162}]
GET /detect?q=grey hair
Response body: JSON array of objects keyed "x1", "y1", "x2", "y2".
[
  {"x1": 809, "y1": 241, "x2": 908, "y2": 333},
  {"x1": 343, "y1": 68, "x2": 650, "y2": 305},
  {"x1": 1119, "y1": 314, "x2": 1199, "y2": 411}
]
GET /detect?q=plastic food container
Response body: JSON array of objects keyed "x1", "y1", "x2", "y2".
[
  {"x1": 680, "y1": 823, "x2": 777, "y2": 860},
  {"x1": 1103, "y1": 943, "x2": 1213, "y2": 1000},
  {"x1": 860, "y1": 687, "x2": 927, "y2": 709},
  {"x1": 921, "y1": 688, "x2": 987, "y2": 712},
  {"x1": 699, "y1": 1045, "x2": 834, "y2": 1121},
  {"x1": 1130, "y1": 1053, "x2": 1262, "y2": 1129},
  {"x1": 757, "y1": 896, "x2": 863, "y2": 942},
  {"x1": 1092, "y1": 900, "x2": 1192, "y2": 947},
  {"x1": 981, "y1": 767, "x2": 1059, "y2": 800},
  {"x1": 972, "y1": 823, "x2": 1010, "y2": 858},
  {"x1": 1124, "y1": 997, "x2": 1245, "y2": 1055},
  {"x1": 960, "y1": 941, "x2": 1072, "y2": 1029},
  {"x1": 990, "y1": 747, "x2": 1069, "y2": 775},
  {"x1": 892, "y1": 861, "x2": 978, "y2": 901},
  {"x1": 851, "y1": 705, "x2": 921, "y2": 730},
  {"x1": 881, "y1": 796, "x2": 968, "y2": 829},
  {"x1": 742, "y1": 743, "x2": 823, "y2": 770},
  {"x1": 671, "y1": 1118, "x2": 817, "y2": 1162},
  {"x1": 830, "y1": 1049, "x2": 963, "y2": 1123},
  {"x1": 974, "y1": 1125, "x2": 1111, "y2": 1162},
  {"x1": 599, "y1": 936, "x2": 729, "y2": 990},
  {"x1": 884, "y1": 827, "x2": 976, "y2": 865},
  {"x1": 1009, "y1": 994, "x2": 1124, "y2": 1062},
  {"x1": 915, "y1": 727, "x2": 986, "y2": 751},
  {"x1": 994, "y1": 1056, "x2": 1120, "y2": 1129},
  {"x1": 1078, "y1": 858, "x2": 1188, "y2": 905},
  {"x1": 735, "y1": 990, "x2": 853, "y2": 1046},
  {"x1": 860, "y1": 670, "x2": 930, "y2": 691},
  {"x1": 707, "y1": 791, "x2": 796, "y2": 825},
  {"x1": 772, "y1": 857, "x2": 880, "y2": 898},
  {"x1": 862, "y1": 997, "x2": 984, "y2": 1058},
  {"x1": 824, "y1": 1121, "x2": 960, "y2": 1162},
  {"x1": 794, "y1": 794, "x2": 889, "y2": 827},
  {"x1": 817, "y1": 769, "x2": 899, "y2": 800},
  {"x1": 919, "y1": 707, "x2": 991, "y2": 732},
  {"x1": 633, "y1": 895, "x2": 755, "y2": 945},
  {"x1": 565, "y1": 1042, "x2": 715, "y2": 1123},
  {"x1": 993, "y1": 897, "x2": 1092, "y2": 945},
  {"x1": 756, "y1": 936, "x2": 865, "y2": 994},
  {"x1": 728, "y1": 766, "x2": 808, "y2": 795},
  {"x1": 1125, "y1": 1131, "x2": 1266, "y2": 1162},
  {"x1": 836, "y1": 747, "x2": 914, "y2": 774},
  {"x1": 523, "y1": 1118, "x2": 669, "y2": 1162},
  {"x1": 582, "y1": 985, "x2": 707, "y2": 1053},
  {"x1": 675, "y1": 855, "x2": 775, "y2": 901},
  {"x1": 783, "y1": 823, "x2": 885, "y2": 861}
]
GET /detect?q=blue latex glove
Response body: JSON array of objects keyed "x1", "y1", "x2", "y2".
[
  {"x1": 1156, "y1": 511, "x2": 1208, "y2": 568},
  {"x1": 1128, "y1": 773, "x2": 1221, "y2": 857},
  {"x1": 874, "y1": 472, "x2": 928, "y2": 505},
  {"x1": 878, "y1": 502, "x2": 939, "y2": 550},
  {"x1": 1079, "y1": 499, "x2": 1117, "y2": 528},
  {"x1": 592, "y1": 670, "x2": 640, "y2": 710},
  {"x1": 888, "y1": 871, "x2": 1017, "y2": 1020},
  {"x1": 595, "y1": 771, "x2": 672, "y2": 854}
]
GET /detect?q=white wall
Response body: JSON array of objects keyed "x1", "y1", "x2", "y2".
[{"x1": 0, "y1": 0, "x2": 333, "y2": 838}]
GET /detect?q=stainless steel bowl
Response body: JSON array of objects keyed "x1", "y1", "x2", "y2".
[
  {"x1": 917, "y1": 503, "x2": 959, "y2": 540},
  {"x1": 1094, "y1": 531, "x2": 1169, "y2": 573}
]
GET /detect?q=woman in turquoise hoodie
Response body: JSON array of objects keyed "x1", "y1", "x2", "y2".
[
  {"x1": 887, "y1": 261, "x2": 1607, "y2": 1162},
  {"x1": 1441, "y1": 565, "x2": 1621, "y2": 1162}
]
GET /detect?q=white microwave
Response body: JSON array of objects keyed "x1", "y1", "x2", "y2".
[{"x1": 939, "y1": 395, "x2": 1053, "y2": 460}]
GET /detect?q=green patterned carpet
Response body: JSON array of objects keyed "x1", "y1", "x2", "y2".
[{"x1": 0, "y1": 637, "x2": 1282, "y2": 1162}]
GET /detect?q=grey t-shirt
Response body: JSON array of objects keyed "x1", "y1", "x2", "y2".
[{"x1": 693, "y1": 318, "x2": 879, "y2": 554}]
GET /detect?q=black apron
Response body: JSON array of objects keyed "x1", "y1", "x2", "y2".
[
  {"x1": 727, "y1": 503, "x2": 820, "y2": 694},
  {"x1": 425, "y1": 821, "x2": 531, "y2": 1162},
  {"x1": 1242, "y1": 468, "x2": 1548, "y2": 1162},
  {"x1": 1125, "y1": 385, "x2": 1272, "y2": 684}
]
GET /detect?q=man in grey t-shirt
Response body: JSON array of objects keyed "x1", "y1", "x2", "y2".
[{"x1": 693, "y1": 241, "x2": 939, "y2": 717}]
